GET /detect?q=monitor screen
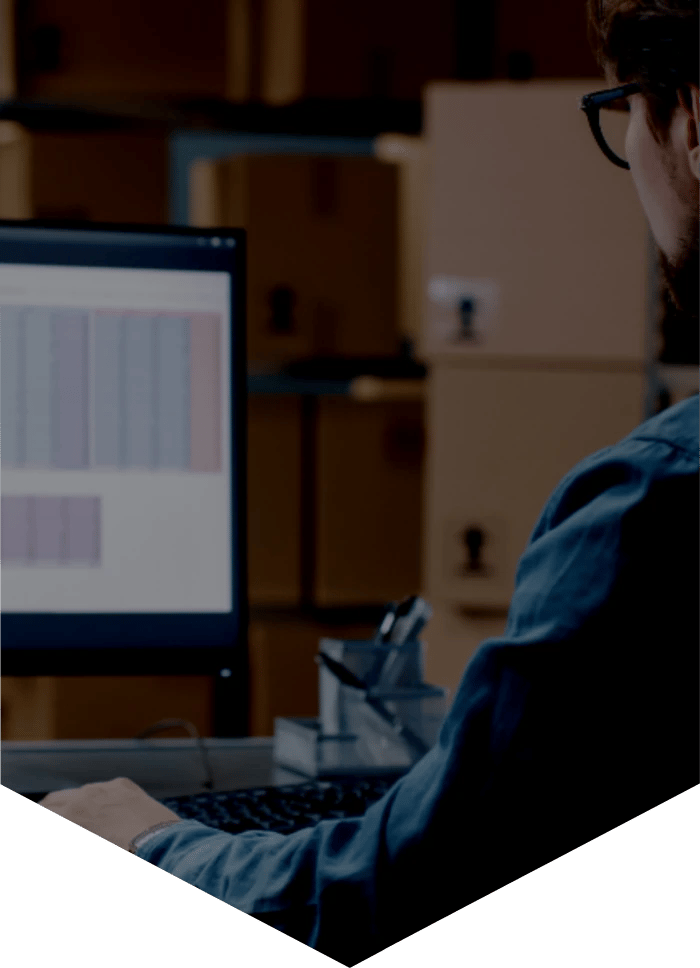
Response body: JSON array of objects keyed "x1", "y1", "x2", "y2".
[{"x1": 0, "y1": 221, "x2": 247, "y2": 684}]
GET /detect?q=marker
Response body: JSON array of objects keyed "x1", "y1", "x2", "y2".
[
  {"x1": 375, "y1": 602, "x2": 398, "y2": 644},
  {"x1": 364, "y1": 602, "x2": 398, "y2": 686},
  {"x1": 371, "y1": 596, "x2": 432, "y2": 690},
  {"x1": 387, "y1": 596, "x2": 431, "y2": 647}
]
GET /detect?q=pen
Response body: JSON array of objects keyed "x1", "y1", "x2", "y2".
[
  {"x1": 387, "y1": 596, "x2": 431, "y2": 647},
  {"x1": 365, "y1": 596, "x2": 416, "y2": 689},
  {"x1": 364, "y1": 602, "x2": 398, "y2": 687},
  {"x1": 370, "y1": 596, "x2": 433, "y2": 690},
  {"x1": 374, "y1": 602, "x2": 398, "y2": 644},
  {"x1": 315, "y1": 650, "x2": 367, "y2": 690}
]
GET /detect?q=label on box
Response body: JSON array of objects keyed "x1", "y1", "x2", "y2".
[{"x1": 425, "y1": 276, "x2": 501, "y2": 351}]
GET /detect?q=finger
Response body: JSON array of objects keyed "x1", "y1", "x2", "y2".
[
  {"x1": 40, "y1": 782, "x2": 107, "y2": 812},
  {"x1": 39, "y1": 787, "x2": 81, "y2": 806},
  {"x1": 85, "y1": 777, "x2": 144, "y2": 798},
  {"x1": 114, "y1": 777, "x2": 150, "y2": 793},
  {"x1": 39, "y1": 780, "x2": 132, "y2": 811}
]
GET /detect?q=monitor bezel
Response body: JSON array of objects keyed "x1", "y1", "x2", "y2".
[{"x1": 0, "y1": 219, "x2": 249, "y2": 688}]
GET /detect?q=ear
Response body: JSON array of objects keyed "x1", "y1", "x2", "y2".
[
  {"x1": 680, "y1": 84, "x2": 700, "y2": 177},
  {"x1": 678, "y1": 84, "x2": 700, "y2": 125}
]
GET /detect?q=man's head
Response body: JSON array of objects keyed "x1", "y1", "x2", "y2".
[{"x1": 586, "y1": 0, "x2": 699, "y2": 324}]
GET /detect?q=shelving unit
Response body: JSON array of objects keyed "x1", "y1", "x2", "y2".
[
  {"x1": 169, "y1": 128, "x2": 375, "y2": 226},
  {"x1": 0, "y1": 96, "x2": 421, "y2": 135},
  {"x1": 3, "y1": 91, "x2": 693, "y2": 408},
  {"x1": 2, "y1": 80, "x2": 695, "y2": 735}
]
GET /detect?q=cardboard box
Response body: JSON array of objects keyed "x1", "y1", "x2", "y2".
[
  {"x1": 247, "y1": 393, "x2": 424, "y2": 610},
  {"x1": 0, "y1": 127, "x2": 168, "y2": 223},
  {"x1": 190, "y1": 153, "x2": 401, "y2": 363},
  {"x1": 247, "y1": 395, "x2": 303, "y2": 606},
  {"x1": 0, "y1": 122, "x2": 31, "y2": 218},
  {"x1": 423, "y1": 362, "x2": 646, "y2": 612},
  {"x1": 494, "y1": 0, "x2": 601, "y2": 80},
  {"x1": 1, "y1": 675, "x2": 213, "y2": 740},
  {"x1": 15, "y1": 0, "x2": 455, "y2": 104},
  {"x1": 313, "y1": 397, "x2": 424, "y2": 607},
  {"x1": 0, "y1": 0, "x2": 16, "y2": 99},
  {"x1": 31, "y1": 130, "x2": 168, "y2": 224},
  {"x1": 248, "y1": 615, "x2": 377, "y2": 736},
  {"x1": 233, "y1": 0, "x2": 456, "y2": 104},
  {"x1": 420, "y1": 81, "x2": 651, "y2": 363},
  {"x1": 373, "y1": 134, "x2": 429, "y2": 351},
  {"x1": 15, "y1": 0, "x2": 229, "y2": 100},
  {"x1": 420, "y1": 360, "x2": 646, "y2": 701},
  {"x1": 11, "y1": 1, "x2": 603, "y2": 105}
]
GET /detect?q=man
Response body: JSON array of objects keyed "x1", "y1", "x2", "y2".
[{"x1": 41, "y1": 3, "x2": 699, "y2": 964}]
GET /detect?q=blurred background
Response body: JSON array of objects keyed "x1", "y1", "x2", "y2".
[{"x1": 1, "y1": 0, "x2": 697, "y2": 743}]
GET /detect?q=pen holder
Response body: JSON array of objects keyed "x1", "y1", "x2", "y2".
[
  {"x1": 338, "y1": 683, "x2": 449, "y2": 769},
  {"x1": 273, "y1": 680, "x2": 448, "y2": 776},
  {"x1": 318, "y1": 637, "x2": 425, "y2": 736}
]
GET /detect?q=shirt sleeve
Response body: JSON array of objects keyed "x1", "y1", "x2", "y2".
[
  {"x1": 136, "y1": 435, "x2": 698, "y2": 966},
  {"x1": 129, "y1": 819, "x2": 190, "y2": 853}
]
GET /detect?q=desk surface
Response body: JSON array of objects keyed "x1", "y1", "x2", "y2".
[{"x1": 1, "y1": 738, "x2": 307, "y2": 799}]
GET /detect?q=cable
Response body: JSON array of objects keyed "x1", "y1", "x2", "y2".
[{"x1": 134, "y1": 718, "x2": 215, "y2": 790}]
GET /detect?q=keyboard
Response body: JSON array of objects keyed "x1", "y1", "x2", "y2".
[{"x1": 159, "y1": 775, "x2": 400, "y2": 836}]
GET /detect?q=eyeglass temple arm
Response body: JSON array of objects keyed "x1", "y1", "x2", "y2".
[
  {"x1": 578, "y1": 85, "x2": 640, "y2": 171},
  {"x1": 580, "y1": 106, "x2": 630, "y2": 169}
]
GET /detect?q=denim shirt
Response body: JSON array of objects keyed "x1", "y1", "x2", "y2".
[{"x1": 138, "y1": 396, "x2": 699, "y2": 966}]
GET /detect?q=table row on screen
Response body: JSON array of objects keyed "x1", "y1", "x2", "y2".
[{"x1": 1, "y1": 307, "x2": 222, "y2": 472}]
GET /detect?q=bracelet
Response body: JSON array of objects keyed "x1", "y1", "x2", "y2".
[{"x1": 129, "y1": 820, "x2": 183, "y2": 854}]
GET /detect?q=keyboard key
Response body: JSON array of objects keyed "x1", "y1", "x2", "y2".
[{"x1": 160, "y1": 775, "x2": 400, "y2": 836}]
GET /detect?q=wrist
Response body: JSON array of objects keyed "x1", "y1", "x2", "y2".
[{"x1": 128, "y1": 819, "x2": 183, "y2": 854}]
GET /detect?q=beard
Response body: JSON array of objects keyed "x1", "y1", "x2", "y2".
[{"x1": 657, "y1": 210, "x2": 699, "y2": 325}]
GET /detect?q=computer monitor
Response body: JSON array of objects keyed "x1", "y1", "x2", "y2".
[{"x1": 0, "y1": 221, "x2": 248, "y2": 718}]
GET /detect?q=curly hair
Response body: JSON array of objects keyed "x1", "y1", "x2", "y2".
[{"x1": 585, "y1": 1, "x2": 699, "y2": 141}]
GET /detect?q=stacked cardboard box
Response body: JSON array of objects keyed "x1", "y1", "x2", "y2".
[
  {"x1": 194, "y1": 151, "x2": 421, "y2": 614},
  {"x1": 419, "y1": 81, "x2": 651, "y2": 699},
  {"x1": 15, "y1": 0, "x2": 229, "y2": 100},
  {"x1": 15, "y1": 0, "x2": 455, "y2": 104},
  {"x1": 1, "y1": 675, "x2": 213, "y2": 740},
  {"x1": 190, "y1": 153, "x2": 401, "y2": 363},
  {"x1": 0, "y1": 124, "x2": 167, "y2": 224},
  {"x1": 247, "y1": 394, "x2": 423, "y2": 610}
]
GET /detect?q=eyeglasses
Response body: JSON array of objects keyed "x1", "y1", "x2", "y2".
[{"x1": 578, "y1": 82, "x2": 642, "y2": 169}]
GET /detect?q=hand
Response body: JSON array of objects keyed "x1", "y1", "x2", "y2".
[{"x1": 40, "y1": 777, "x2": 182, "y2": 851}]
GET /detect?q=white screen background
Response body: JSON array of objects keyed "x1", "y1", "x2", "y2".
[{"x1": 0, "y1": 263, "x2": 233, "y2": 613}]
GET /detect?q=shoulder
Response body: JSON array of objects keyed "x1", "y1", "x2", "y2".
[
  {"x1": 535, "y1": 394, "x2": 698, "y2": 537},
  {"x1": 630, "y1": 393, "x2": 699, "y2": 457},
  {"x1": 505, "y1": 396, "x2": 698, "y2": 640}
]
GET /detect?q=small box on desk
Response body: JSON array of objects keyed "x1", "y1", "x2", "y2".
[
  {"x1": 272, "y1": 714, "x2": 412, "y2": 778},
  {"x1": 272, "y1": 717, "x2": 372, "y2": 778}
]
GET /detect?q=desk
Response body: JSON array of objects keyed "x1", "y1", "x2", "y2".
[{"x1": 1, "y1": 738, "x2": 306, "y2": 799}]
